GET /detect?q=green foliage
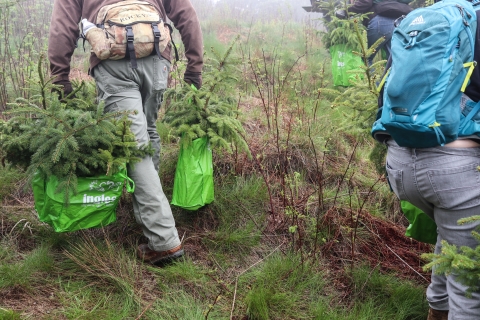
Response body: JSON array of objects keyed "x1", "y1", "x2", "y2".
[
  {"x1": 63, "y1": 235, "x2": 143, "y2": 309},
  {"x1": 242, "y1": 253, "x2": 327, "y2": 320},
  {"x1": 0, "y1": 308, "x2": 21, "y2": 320},
  {"x1": 0, "y1": 0, "x2": 53, "y2": 108},
  {"x1": 0, "y1": 245, "x2": 54, "y2": 289},
  {"x1": 0, "y1": 58, "x2": 151, "y2": 199},
  {"x1": 347, "y1": 265, "x2": 428, "y2": 319},
  {"x1": 58, "y1": 280, "x2": 137, "y2": 319},
  {"x1": 321, "y1": 0, "x2": 370, "y2": 50},
  {"x1": 204, "y1": 176, "x2": 268, "y2": 255},
  {"x1": 369, "y1": 141, "x2": 387, "y2": 175},
  {"x1": 149, "y1": 291, "x2": 205, "y2": 319},
  {"x1": 163, "y1": 37, "x2": 249, "y2": 155},
  {"x1": 322, "y1": 19, "x2": 386, "y2": 135},
  {"x1": 423, "y1": 216, "x2": 480, "y2": 296},
  {"x1": 149, "y1": 259, "x2": 218, "y2": 319},
  {"x1": 0, "y1": 165, "x2": 25, "y2": 201},
  {"x1": 0, "y1": 2, "x2": 437, "y2": 319}
]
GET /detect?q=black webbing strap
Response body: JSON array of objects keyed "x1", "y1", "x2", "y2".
[
  {"x1": 125, "y1": 25, "x2": 137, "y2": 69},
  {"x1": 151, "y1": 23, "x2": 162, "y2": 59},
  {"x1": 165, "y1": 23, "x2": 179, "y2": 62}
]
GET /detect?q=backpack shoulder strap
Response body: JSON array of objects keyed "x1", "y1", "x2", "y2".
[{"x1": 166, "y1": 23, "x2": 179, "y2": 62}]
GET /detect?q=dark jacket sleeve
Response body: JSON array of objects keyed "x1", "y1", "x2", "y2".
[
  {"x1": 349, "y1": 0, "x2": 374, "y2": 14},
  {"x1": 163, "y1": 0, "x2": 203, "y2": 73},
  {"x1": 464, "y1": 11, "x2": 480, "y2": 102},
  {"x1": 48, "y1": 0, "x2": 83, "y2": 83}
]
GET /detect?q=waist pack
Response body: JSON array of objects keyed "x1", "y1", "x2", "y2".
[
  {"x1": 372, "y1": 0, "x2": 479, "y2": 148},
  {"x1": 82, "y1": 0, "x2": 172, "y2": 69}
]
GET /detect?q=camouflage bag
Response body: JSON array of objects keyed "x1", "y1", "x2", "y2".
[{"x1": 83, "y1": 0, "x2": 172, "y2": 68}]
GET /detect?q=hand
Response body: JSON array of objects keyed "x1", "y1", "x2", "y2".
[
  {"x1": 52, "y1": 80, "x2": 74, "y2": 100},
  {"x1": 335, "y1": 9, "x2": 347, "y2": 19},
  {"x1": 183, "y1": 71, "x2": 202, "y2": 89}
]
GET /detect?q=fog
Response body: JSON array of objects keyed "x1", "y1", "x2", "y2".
[{"x1": 191, "y1": 0, "x2": 324, "y2": 24}]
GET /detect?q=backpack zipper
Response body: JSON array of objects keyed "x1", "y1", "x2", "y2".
[
  {"x1": 405, "y1": 31, "x2": 418, "y2": 49},
  {"x1": 107, "y1": 19, "x2": 162, "y2": 27},
  {"x1": 450, "y1": 39, "x2": 461, "y2": 62}
]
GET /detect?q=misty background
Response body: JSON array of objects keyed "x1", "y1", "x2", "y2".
[{"x1": 190, "y1": 0, "x2": 324, "y2": 26}]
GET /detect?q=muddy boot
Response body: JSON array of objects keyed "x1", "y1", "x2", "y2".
[{"x1": 427, "y1": 308, "x2": 448, "y2": 320}]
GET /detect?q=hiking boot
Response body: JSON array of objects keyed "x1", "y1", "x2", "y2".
[
  {"x1": 137, "y1": 243, "x2": 184, "y2": 266},
  {"x1": 427, "y1": 308, "x2": 449, "y2": 320}
]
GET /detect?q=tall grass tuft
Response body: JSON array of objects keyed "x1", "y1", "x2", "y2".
[
  {"x1": 0, "y1": 244, "x2": 54, "y2": 289},
  {"x1": 63, "y1": 234, "x2": 146, "y2": 311},
  {"x1": 58, "y1": 279, "x2": 137, "y2": 319},
  {"x1": 242, "y1": 253, "x2": 327, "y2": 320},
  {"x1": 348, "y1": 265, "x2": 428, "y2": 320},
  {"x1": 204, "y1": 175, "x2": 268, "y2": 255},
  {"x1": 0, "y1": 307, "x2": 21, "y2": 320},
  {"x1": 0, "y1": 165, "x2": 26, "y2": 202}
]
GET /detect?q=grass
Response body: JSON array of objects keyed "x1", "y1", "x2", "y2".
[
  {"x1": 147, "y1": 291, "x2": 206, "y2": 319},
  {"x1": 243, "y1": 253, "x2": 328, "y2": 320},
  {"x1": 0, "y1": 244, "x2": 54, "y2": 289},
  {"x1": 0, "y1": 308, "x2": 21, "y2": 320},
  {"x1": 347, "y1": 266, "x2": 429, "y2": 320},
  {"x1": 0, "y1": 165, "x2": 26, "y2": 201},
  {"x1": 58, "y1": 280, "x2": 136, "y2": 319},
  {"x1": 62, "y1": 235, "x2": 144, "y2": 309}
]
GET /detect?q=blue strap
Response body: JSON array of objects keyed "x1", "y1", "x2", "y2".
[
  {"x1": 405, "y1": 31, "x2": 418, "y2": 49},
  {"x1": 465, "y1": 24, "x2": 475, "y2": 60},
  {"x1": 460, "y1": 100, "x2": 480, "y2": 131},
  {"x1": 433, "y1": 126, "x2": 446, "y2": 146}
]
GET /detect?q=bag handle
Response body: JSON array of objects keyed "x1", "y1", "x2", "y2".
[{"x1": 117, "y1": 170, "x2": 135, "y2": 193}]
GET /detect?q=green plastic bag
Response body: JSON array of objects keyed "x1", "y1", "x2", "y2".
[
  {"x1": 401, "y1": 200, "x2": 438, "y2": 244},
  {"x1": 171, "y1": 137, "x2": 214, "y2": 210},
  {"x1": 330, "y1": 44, "x2": 364, "y2": 87},
  {"x1": 32, "y1": 170, "x2": 134, "y2": 233}
]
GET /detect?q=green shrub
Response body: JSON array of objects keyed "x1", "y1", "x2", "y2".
[{"x1": 0, "y1": 165, "x2": 25, "y2": 201}]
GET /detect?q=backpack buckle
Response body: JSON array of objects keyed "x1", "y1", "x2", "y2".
[
  {"x1": 125, "y1": 26, "x2": 134, "y2": 42},
  {"x1": 152, "y1": 23, "x2": 161, "y2": 38},
  {"x1": 405, "y1": 31, "x2": 418, "y2": 49}
]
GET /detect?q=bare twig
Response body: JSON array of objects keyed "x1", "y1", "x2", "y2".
[
  {"x1": 360, "y1": 221, "x2": 429, "y2": 282},
  {"x1": 135, "y1": 299, "x2": 156, "y2": 320}
]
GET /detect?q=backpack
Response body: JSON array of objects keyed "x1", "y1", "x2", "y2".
[
  {"x1": 82, "y1": 0, "x2": 174, "y2": 69},
  {"x1": 371, "y1": 0, "x2": 479, "y2": 148}
]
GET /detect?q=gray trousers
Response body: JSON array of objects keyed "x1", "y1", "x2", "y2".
[
  {"x1": 93, "y1": 55, "x2": 180, "y2": 252},
  {"x1": 386, "y1": 139, "x2": 480, "y2": 320}
]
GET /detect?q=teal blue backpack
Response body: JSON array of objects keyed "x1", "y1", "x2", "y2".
[{"x1": 372, "y1": 0, "x2": 479, "y2": 148}]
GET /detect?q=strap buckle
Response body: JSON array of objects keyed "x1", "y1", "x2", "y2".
[
  {"x1": 151, "y1": 23, "x2": 161, "y2": 38},
  {"x1": 125, "y1": 26, "x2": 134, "y2": 42}
]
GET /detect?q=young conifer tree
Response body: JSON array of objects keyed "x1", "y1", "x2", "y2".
[
  {"x1": 162, "y1": 37, "x2": 249, "y2": 155},
  {"x1": 0, "y1": 57, "x2": 151, "y2": 200},
  {"x1": 423, "y1": 217, "x2": 480, "y2": 296}
]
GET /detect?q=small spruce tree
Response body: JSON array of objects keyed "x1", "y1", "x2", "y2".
[
  {"x1": 162, "y1": 37, "x2": 249, "y2": 155},
  {"x1": 321, "y1": 0, "x2": 366, "y2": 51},
  {"x1": 321, "y1": 15, "x2": 389, "y2": 173},
  {"x1": 423, "y1": 216, "x2": 480, "y2": 296},
  {"x1": 0, "y1": 57, "x2": 151, "y2": 199}
]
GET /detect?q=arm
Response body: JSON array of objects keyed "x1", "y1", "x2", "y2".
[
  {"x1": 163, "y1": 0, "x2": 204, "y2": 88},
  {"x1": 48, "y1": 0, "x2": 82, "y2": 93},
  {"x1": 348, "y1": 0, "x2": 374, "y2": 14}
]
